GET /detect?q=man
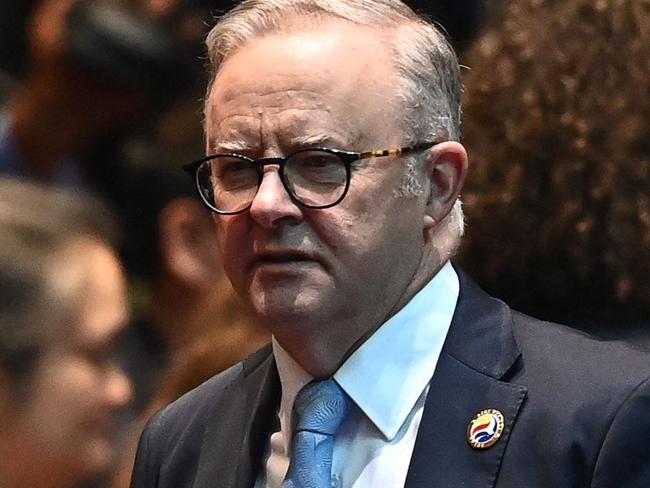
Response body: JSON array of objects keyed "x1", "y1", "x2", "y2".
[
  {"x1": 130, "y1": 1, "x2": 650, "y2": 487},
  {"x1": 0, "y1": 178, "x2": 133, "y2": 488}
]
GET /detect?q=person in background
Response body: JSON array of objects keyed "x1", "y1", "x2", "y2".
[
  {"x1": 459, "y1": 0, "x2": 650, "y2": 346},
  {"x1": 130, "y1": 1, "x2": 650, "y2": 487},
  {"x1": 105, "y1": 100, "x2": 268, "y2": 488},
  {"x1": 0, "y1": 178, "x2": 133, "y2": 488},
  {"x1": 115, "y1": 116, "x2": 269, "y2": 417},
  {"x1": 0, "y1": 0, "x2": 145, "y2": 185},
  {"x1": 0, "y1": 0, "x2": 267, "y2": 420}
]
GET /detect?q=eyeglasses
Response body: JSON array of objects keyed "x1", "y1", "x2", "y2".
[{"x1": 183, "y1": 142, "x2": 440, "y2": 214}]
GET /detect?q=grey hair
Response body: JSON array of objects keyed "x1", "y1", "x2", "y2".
[
  {"x1": 438, "y1": 200, "x2": 465, "y2": 257},
  {"x1": 204, "y1": 0, "x2": 464, "y2": 253},
  {"x1": 205, "y1": 0, "x2": 461, "y2": 142}
]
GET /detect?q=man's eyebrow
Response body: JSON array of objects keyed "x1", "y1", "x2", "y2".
[
  {"x1": 209, "y1": 139, "x2": 251, "y2": 154},
  {"x1": 290, "y1": 134, "x2": 341, "y2": 147}
]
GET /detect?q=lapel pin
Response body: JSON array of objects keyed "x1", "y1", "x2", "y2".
[{"x1": 467, "y1": 409, "x2": 505, "y2": 449}]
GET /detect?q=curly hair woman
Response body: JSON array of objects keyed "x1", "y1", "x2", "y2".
[{"x1": 459, "y1": 0, "x2": 650, "y2": 339}]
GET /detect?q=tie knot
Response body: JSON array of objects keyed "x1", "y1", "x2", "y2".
[{"x1": 293, "y1": 379, "x2": 351, "y2": 436}]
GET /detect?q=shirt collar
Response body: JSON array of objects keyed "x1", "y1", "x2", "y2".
[
  {"x1": 273, "y1": 337, "x2": 313, "y2": 452},
  {"x1": 273, "y1": 261, "x2": 459, "y2": 446}
]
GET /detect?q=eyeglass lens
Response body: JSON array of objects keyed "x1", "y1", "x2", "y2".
[{"x1": 195, "y1": 150, "x2": 349, "y2": 213}]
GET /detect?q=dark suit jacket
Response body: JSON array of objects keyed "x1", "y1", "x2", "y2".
[{"x1": 130, "y1": 268, "x2": 650, "y2": 488}]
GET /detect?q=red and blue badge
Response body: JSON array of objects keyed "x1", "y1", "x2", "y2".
[{"x1": 467, "y1": 409, "x2": 505, "y2": 449}]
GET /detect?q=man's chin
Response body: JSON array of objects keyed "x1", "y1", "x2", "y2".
[
  {"x1": 253, "y1": 302, "x2": 314, "y2": 324},
  {"x1": 250, "y1": 293, "x2": 327, "y2": 326},
  {"x1": 247, "y1": 277, "x2": 331, "y2": 316},
  {"x1": 248, "y1": 262, "x2": 326, "y2": 290}
]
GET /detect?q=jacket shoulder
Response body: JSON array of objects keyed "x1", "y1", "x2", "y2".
[
  {"x1": 500, "y1": 312, "x2": 650, "y2": 486},
  {"x1": 151, "y1": 343, "x2": 273, "y2": 437},
  {"x1": 512, "y1": 311, "x2": 650, "y2": 390},
  {"x1": 131, "y1": 344, "x2": 273, "y2": 488}
]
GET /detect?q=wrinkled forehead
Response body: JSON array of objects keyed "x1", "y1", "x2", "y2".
[{"x1": 205, "y1": 22, "x2": 404, "y2": 151}]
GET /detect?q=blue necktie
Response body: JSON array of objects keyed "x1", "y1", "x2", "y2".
[{"x1": 281, "y1": 380, "x2": 351, "y2": 488}]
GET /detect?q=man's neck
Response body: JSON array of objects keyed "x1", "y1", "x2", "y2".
[{"x1": 273, "y1": 259, "x2": 448, "y2": 379}]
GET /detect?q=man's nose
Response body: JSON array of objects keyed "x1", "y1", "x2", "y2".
[{"x1": 249, "y1": 167, "x2": 303, "y2": 228}]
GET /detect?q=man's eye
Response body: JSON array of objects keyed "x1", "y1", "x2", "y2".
[
  {"x1": 301, "y1": 155, "x2": 335, "y2": 168},
  {"x1": 216, "y1": 159, "x2": 251, "y2": 175},
  {"x1": 291, "y1": 152, "x2": 345, "y2": 183},
  {"x1": 213, "y1": 159, "x2": 257, "y2": 188}
]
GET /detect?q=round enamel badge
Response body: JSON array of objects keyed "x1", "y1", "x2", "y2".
[{"x1": 467, "y1": 409, "x2": 505, "y2": 449}]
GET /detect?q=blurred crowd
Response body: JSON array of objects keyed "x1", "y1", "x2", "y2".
[
  {"x1": 0, "y1": 0, "x2": 647, "y2": 487},
  {"x1": 459, "y1": 0, "x2": 650, "y2": 344}
]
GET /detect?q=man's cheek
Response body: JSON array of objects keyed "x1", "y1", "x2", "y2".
[{"x1": 214, "y1": 217, "x2": 238, "y2": 251}]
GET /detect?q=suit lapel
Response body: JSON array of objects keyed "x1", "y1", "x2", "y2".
[
  {"x1": 193, "y1": 346, "x2": 280, "y2": 488},
  {"x1": 236, "y1": 351, "x2": 281, "y2": 488},
  {"x1": 405, "y1": 352, "x2": 526, "y2": 488},
  {"x1": 405, "y1": 266, "x2": 527, "y2": 488}
]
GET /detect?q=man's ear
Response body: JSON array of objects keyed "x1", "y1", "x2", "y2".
[
  {"x1": 422, "y1": 141, "x2": 468, "y2": 231},
  {"x1": 158, "y1": 197, "x2": 223, "y2": 288}
]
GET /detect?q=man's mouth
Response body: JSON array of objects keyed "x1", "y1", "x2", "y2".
[
  {"x1": 251, "y1": 250, "x2": 319, "y2": 271},
  {"x1": 257, "y1": 253, "x2": 310, "y2": 263}
]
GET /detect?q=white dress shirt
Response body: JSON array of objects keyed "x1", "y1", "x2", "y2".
[{"x1": 256, "y1": 261, "x2": 460, "y2": 488}]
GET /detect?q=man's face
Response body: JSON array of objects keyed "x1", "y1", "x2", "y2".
[
  {"x1": 17, "y1": 241, "x2": 132, "y2": 481},
  {"x1": 205, "y1": 22, "x2": 432, "y2": 372}
]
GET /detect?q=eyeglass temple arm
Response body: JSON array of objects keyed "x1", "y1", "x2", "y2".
[
  {"x1": 182, "y1": 140, "x2": 443, "y2": 173},
  {"x1": 357, "y1": 141, "x2": 441, "y2": 160}
]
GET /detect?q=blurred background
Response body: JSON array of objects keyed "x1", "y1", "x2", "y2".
[{"x1": 0, "y1": 0, "x2": 647, "y2": 487}]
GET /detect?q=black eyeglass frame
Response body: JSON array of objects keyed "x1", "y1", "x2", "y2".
[{"x1": 182, "y1": 141, "x2": 440, "y2": 215}]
